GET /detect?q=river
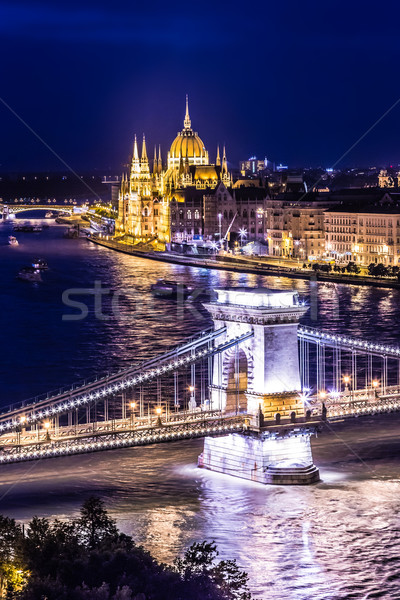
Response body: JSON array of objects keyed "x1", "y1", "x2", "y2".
[{"x1": 1, "y1": 216, "x2": 400, "y2": 599}]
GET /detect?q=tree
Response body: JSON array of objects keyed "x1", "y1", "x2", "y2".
[
  {"x1": 174, "y1": 541, "x2": 251, "y2": 600},
  {"x1": 390, "y1": 266, "x2": 399, "y2": 277},
  {"x1": 368, "y1": 263, "x2": 389, "y2": 277},
  {"x1": 345, "y1": 261, "x2": 360, "y2": 274},
  {"x1": 0, "y1": 500, "x2": 252, "y2": 600},
  {"x1": 77, "y1": 497, "x2": 119, "y2": 550},
  {"x1": 0, "y1": 515, "x2": 25, "y2": 595}
]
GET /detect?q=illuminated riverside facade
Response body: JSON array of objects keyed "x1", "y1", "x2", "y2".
[
  {"x1": 115, "y1": 97, "x2": 231, "y2": 246},
  {"x1": 324, "y1": 196, "x2": 400, "y2": 265},
  {"x1": 115, "y1": 100, "x2": 400, "y2": 263},
  {"x1": 264, "y1": 196, "x2": 328, "y2": 260}
]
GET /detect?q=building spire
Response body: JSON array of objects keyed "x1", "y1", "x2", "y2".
[
  {"x1": 184, "y1": 94, "x2": 191, "y2": 129},
  {"x1": 185, "y1": 142, "x2": 190, "y2": 175},
  {"x1": 131, "y1": 134, "x2": 140, "y2": 176},
  {"x1": 179, "y1": 151, "x2": 184, "y2": 176},
  {"x1": 216, "y1": 145, "x2": 221, "y2": 166},
  {"x1": 153, "y1": 145, "x2": 158, "y2": 176},
  {"x1": 158, "y1": 144, "x2": 162, "y2": 174},
  {"x1": 141, "y1": 134, "x2": 148, "y2": 161},
  {"x1": 222, "y1": 144, "x2": 228, "y2": 175}
]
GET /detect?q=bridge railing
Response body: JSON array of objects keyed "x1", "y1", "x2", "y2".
[
  {"x1": 0, "y1": 327, "x2": 252, "y2": 433},
  {"x1": 0, "y1": 327, "x2": 223, "y2": 416}
]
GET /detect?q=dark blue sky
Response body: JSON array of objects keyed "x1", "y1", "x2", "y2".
[{"x1": 1, "y1": 0, "x2": 400, "y2": 172}]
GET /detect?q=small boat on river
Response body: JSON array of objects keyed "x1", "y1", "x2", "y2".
[
  {"x1": 17, "y1": 266, "x2": 42, "y2": 282},
  {"x1": 150, "y1": 279, "x2": 193, "y2": 299},
  {"x1": 32, "y1": 258, "x2": 48, "y2": 270}
]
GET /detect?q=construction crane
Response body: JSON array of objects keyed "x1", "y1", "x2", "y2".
[{"x1": 219, "y1": 212, "x2": 237, "y2": 249}]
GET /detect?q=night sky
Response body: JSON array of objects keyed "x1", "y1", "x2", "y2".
[{"x1": 1, "y1": 0, "x2": 400, "y2": 172}]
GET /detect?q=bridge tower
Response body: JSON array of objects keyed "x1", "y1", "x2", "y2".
[
  {"x1": 200, "y1": 287, "x2": 320, "y2": 485},
  {"x1": 2, "y1": 205, "x2": 11, "y2": 220},
  {"x1": 204, "y1": 287, "x2": 308, "y2": 420}
]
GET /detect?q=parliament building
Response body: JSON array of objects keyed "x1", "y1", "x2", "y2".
[{"x1": 115, "y1": 97, "x2": 239, "y2": 248}]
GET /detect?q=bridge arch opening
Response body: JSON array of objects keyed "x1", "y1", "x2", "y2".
[{"x1": 225, "y1": 348, "x2": 248, "y2": 413}]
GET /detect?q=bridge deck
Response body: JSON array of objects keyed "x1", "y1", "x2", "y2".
[{"x1": 0, "y1": 410, "x2": 247, "y2": 465}]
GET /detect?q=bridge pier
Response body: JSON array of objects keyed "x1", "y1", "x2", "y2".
[
  {"x1": 199, "y1": 430, "x2": 320, "y2": 485},
  {"x1": 201, "y1": 287, "x2": 320, "y2": 485}
]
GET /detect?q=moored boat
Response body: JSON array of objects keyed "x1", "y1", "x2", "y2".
[
  {"x1": 8, "y1": 236, "x2": 18, "y2": 246},
  {"x1": 32, "y1": 258, "x2": 48, "y2": 270},
  {"x1": 63, "y1": 227, "x2": 78, "y2": 239},
  {"x1": 150, "y1": 279, "x2": 193, "y2": 299},
  {"x1": 17, "y1": 266, "x2": 42, "y2": 282}
]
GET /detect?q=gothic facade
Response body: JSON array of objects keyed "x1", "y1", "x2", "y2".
[{"x1": 115, "y1": 97, "x2": 231, "y2": 247}]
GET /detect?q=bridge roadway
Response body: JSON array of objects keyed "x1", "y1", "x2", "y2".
[
  {"x1": 2, "y1": 204, "x2": 74, "y2": 214},
  {"x1": 307, "y1": 384, "x2": 400, "y2": 418},
  {"x1": 0, "y1": 328, "x2": 256, "y2": 434},
  {"x1": 0, "y1": 410, "x2": 247, "y2": 465}
]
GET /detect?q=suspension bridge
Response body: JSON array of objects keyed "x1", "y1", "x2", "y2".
[
  {"x1": 1, "y1": 204, "x2": 75, "y2": 218},
  {"x1": 0, "y1": 287, "x2": 399, "y2": 484}
]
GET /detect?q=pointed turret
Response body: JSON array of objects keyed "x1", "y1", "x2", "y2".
[
  {"x1": 158, "y1": 145, "x2": 162, "y2": 174},
  {"x1": 185, "y1": 144, "x2": 190, "y2": 175},
  {"x1": 222, "y1": 145, "x2": 228, "y2": 175},
  {"x1": 183, "y1": 94, "x2": 191, "y2": 130},
  {"x1": 133, "y1": 135, "x2": 139, "y2": 160},
  {"x1": 216, "y1": 145, "x2": 221, "y2": 166},
  {"x1": 141, "y1": 134, "x2": 148, "y2": 162},
  {"x1": 141, "y1": 134, "x2": 150, "y2": 174},
  {"x1": 178, "y1": 151, "x2": 184, "y2": 177},
  {"x1": 131, "y1": 134, "x2": 140, "y2": 176},
  {"x1": 153, "y1": 145, "x2": 158, "y2": 176}
]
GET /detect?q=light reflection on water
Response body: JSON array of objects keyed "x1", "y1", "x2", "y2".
[
  {"x1": 1, "y1": 221, "x2": 400, "y2": 598},
  {"x1": 0, "y1": 434, "x2": 400, "y2": 600}
]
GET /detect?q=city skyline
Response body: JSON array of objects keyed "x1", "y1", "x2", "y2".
[{"x1": 2, "y1": 0, "x2": 400, "y2": 172}]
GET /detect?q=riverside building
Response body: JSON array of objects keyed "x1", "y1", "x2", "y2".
[{"x1": 324, "y1": 193, "x2": 400, "y2": 266}]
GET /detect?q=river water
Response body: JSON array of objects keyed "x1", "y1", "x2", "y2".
[{"x1": 1, "y1": 217, "x2": 400, "y2": 599}]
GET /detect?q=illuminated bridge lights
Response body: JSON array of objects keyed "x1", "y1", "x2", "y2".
[
  {"x1": 0, "y1": 330, "x2": 249, "y2": 434},
  {"x1": 299, "y1": 326, "x2": 400, "y2": 358}
]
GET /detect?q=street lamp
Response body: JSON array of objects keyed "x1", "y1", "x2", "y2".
[
  {"x1": 372, "y1": 379, "x2": 379, "y2": 398},
  {"x1": 129, "y1": 401, "x2": 136, "y2": 427},
  {"x1": 239, "y1": 228, "x2": 247, "y2": 247},
  {"x1": 218, "y1": 213, "x2": 222, "y2": 243},
  {"x1": 155, "y1": 406, "x2": 162, "y2": 427},
  {"x1": 343, "y1": 375, "x2": 351, "y2": 398},
  {"x1": 43, "y1": 421, "x2": 51, "y2": 441},
  {"x1": 188, "y1": 385, "x2": 196, "y2": 412}
]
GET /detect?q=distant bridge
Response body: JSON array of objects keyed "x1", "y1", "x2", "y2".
[{"x1": 1, "y1": 204, "x2": 76, "y2": 217}]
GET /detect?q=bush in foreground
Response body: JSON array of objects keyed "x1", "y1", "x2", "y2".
[{"x1": 0, "y1": 497, "x2": 251, "y2": 600}]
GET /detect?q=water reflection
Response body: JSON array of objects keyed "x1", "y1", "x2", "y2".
[{"x1": 2, "y1": 223, "x2": 400, "y2": 597}]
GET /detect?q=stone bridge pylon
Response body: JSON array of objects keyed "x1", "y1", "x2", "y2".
[
  {"x1": 200, "y1": 287, "x2": 320, "y2": 485},
  {"x1": 204, "y1": 287, "x2": 308, "y2": 420}
]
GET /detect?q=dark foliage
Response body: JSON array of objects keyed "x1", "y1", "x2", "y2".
[{"x1": 0, "y1": 498, "x2": 251, "y2": 600}]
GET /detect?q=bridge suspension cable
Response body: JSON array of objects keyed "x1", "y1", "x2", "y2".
[
  {"x1": 0, "y1": 328, "x2": 253, "y2": 434},
  {"x1": 298, "y1": 326, "x2": 400, "y2": 358}
]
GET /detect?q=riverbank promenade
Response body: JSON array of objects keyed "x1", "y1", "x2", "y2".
[{"x1": 89, "y1": 235, "x2": 400, "y2": 290}]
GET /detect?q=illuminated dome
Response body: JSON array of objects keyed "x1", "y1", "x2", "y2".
[
  {"x1": 168, "y1": 96, "x2": 209, "y2": 169},
  {"x1": 170, "y1": 130, "x2": 207, "y2": 160}
]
